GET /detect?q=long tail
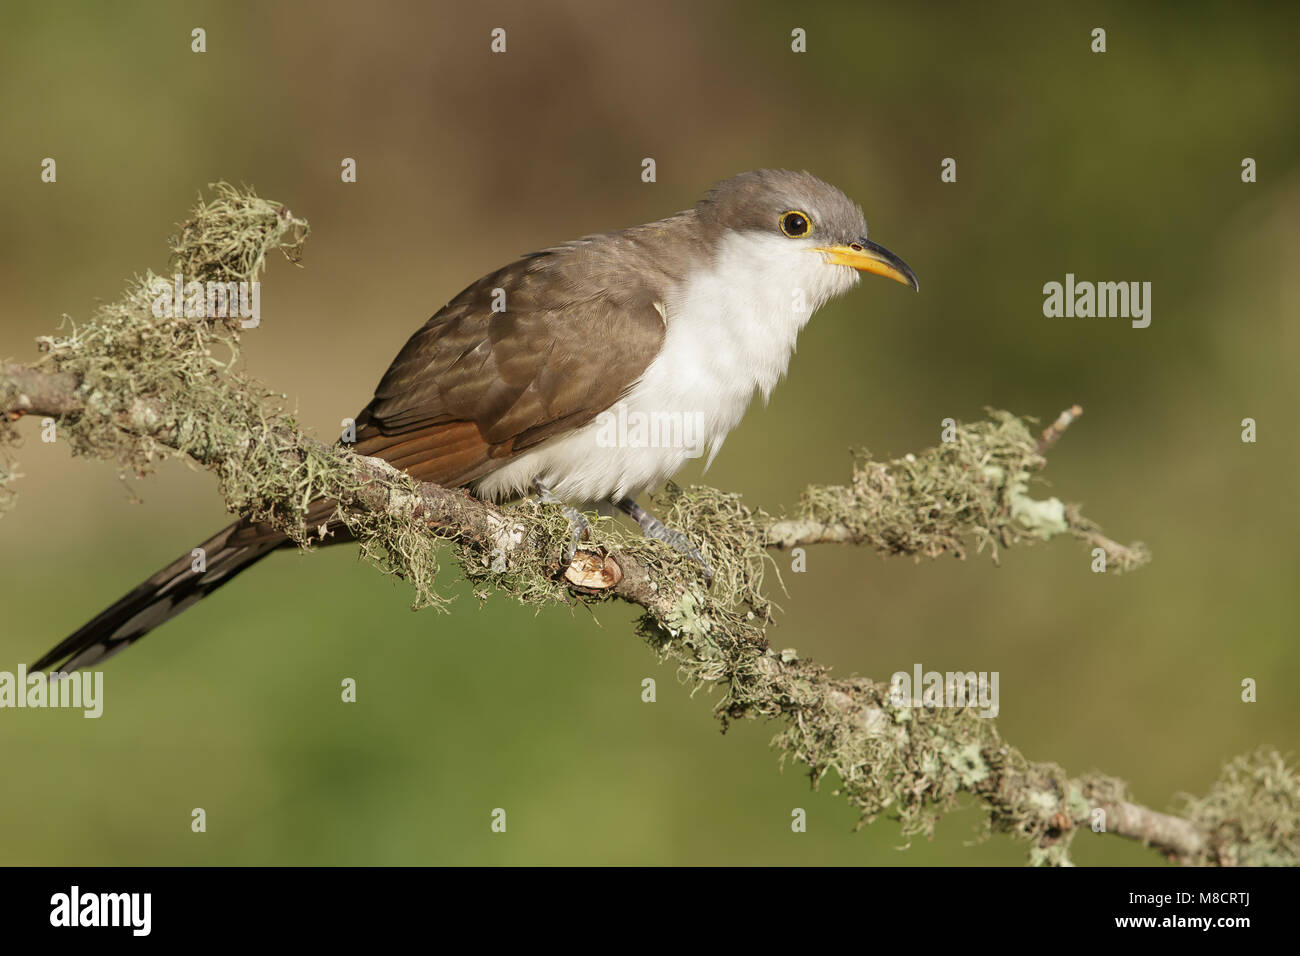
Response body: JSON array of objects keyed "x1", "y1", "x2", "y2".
[
  {"x1": 36, "y1": 408, "x2": 479, "y2": 672},
  {"x1": 32, "y1": 519, "x2": 287, "y2": 673}
]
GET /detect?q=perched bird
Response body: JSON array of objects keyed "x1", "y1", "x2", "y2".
[{"x1": 34, "y1": 169, "x2": 917, "y2": 672}]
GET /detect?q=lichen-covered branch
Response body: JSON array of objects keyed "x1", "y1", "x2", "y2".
[{"x1": 2, "y1": 185, "x2": 1295, "y2": 866}]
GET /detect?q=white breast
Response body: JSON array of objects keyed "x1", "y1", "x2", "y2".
[{"x1": 476, "y1": 231, "x2": 859, "y2": 504}]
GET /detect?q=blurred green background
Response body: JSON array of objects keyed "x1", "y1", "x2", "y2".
[{"x1": 1, "y1": 0, "x2": 1297, "y2": 865}]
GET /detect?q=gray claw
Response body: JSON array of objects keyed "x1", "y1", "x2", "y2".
[
  {"x1": 533, "y1": 480, "x2": 589, "y2": 565},
  {"x1": 613, "y1": 496, "x2": 713, "y2": 584}
]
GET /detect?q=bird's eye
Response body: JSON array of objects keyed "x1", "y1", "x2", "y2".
[{"x1": 779, "y1": 210, "x2": 811, "y2": 238}]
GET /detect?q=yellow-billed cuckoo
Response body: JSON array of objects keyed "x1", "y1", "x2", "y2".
[{"x1": 34, "y1": 169, "x2": 917, "y2": 672}]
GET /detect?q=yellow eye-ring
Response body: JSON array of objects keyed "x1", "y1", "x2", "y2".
[{"x1": 779, "y1": 210, "x2": 812, "y2": 238}]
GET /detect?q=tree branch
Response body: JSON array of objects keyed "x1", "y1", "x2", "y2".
[
  {"x1": 3, "y1": 184, "x2": 1295, "y2": 866},
  {"x1": 0, "y1": 361, "x2": 82, "y2": 418}
]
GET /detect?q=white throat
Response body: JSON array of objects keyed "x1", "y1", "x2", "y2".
[
  {"x1": 476, "y1": 231, "x2": 859, "y2": 504},
  {"x1": 664, "y1": 229, "x2": 860, "y2": 407}
]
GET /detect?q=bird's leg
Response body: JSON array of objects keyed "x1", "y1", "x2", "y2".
[
  {"x1": 613, "y1": 496, "x2": 714, "y2": 583},
  {"x1": 532, "y1": 480, "x2": 589, "y2": 563}
]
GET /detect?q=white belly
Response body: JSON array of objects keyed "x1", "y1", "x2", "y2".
[{"x1": 474, "y1": 233, "x2": 857, "y2": 504}]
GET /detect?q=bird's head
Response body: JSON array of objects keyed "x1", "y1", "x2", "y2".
[{"x1": 695, "y1": 169, "x2": 919, "y2": 308}]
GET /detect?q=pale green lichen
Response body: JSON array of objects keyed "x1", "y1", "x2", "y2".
[
  {"x1": 790, "y1": 410, "x2": 1147, "y2": 572},
  {"x1": 1179, "y1": 748, "x2": 1300, "y2": 866}
]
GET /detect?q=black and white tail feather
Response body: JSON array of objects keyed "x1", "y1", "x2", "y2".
[{"x1": 32, "y1": 520, "x2": 285, "y2": 673}]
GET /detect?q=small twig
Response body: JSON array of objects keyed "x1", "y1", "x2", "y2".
[
  {"x1": 0, "y1": 361, "x2": 83, "y2": 418},
  {"x1": 1037, "y1": 403, "x2": 1083, "y2": 452}
]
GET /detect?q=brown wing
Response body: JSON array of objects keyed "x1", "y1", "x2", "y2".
[{"x1": 351, "y1": 249, "x2": 667, "y2": 488}]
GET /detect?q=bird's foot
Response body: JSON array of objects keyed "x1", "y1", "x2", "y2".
[
  {"x1": 614, "y1": 496, "x2": 714, "y2": 584},
  {"x1": 532, "y1": 480, "x2": 589, "y2": 564}
]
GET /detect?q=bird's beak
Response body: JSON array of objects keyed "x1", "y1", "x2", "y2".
[{"x1": 815, "y1": 237, "x2": 919, "y2": 291}]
